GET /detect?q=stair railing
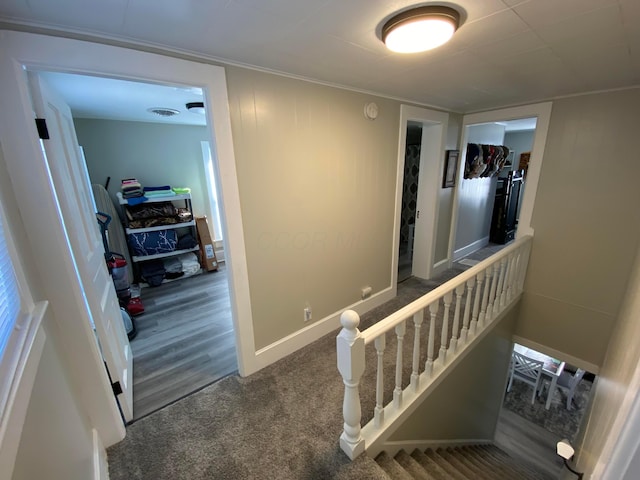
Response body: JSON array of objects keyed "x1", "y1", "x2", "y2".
[{"x1": 337, "y1": 235, "x2": 533, "y2": 459}]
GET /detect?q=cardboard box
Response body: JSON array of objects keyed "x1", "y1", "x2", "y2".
[{"x1": 195, "y1": 216, "x2": 218, "y2": 272}]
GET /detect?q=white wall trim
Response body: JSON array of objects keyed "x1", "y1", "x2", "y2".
[
  {"x1": 511, "y1": 335, "x2": 600, "y2": 374},
  {"x1": 0, "y1": 303, "x2": 47, "y2": 480},
  {"x1": 453, "y1": 236, "x2": 490, "y2": 262},
  {"x1": 92, "y1": 429, "x2": 108, "y2": 480},
  {"x1": 254, "y1": 286, "x2": 395, "y2": 370},
  {"x1": 431, "y1": 258, "x2": 450, "y2": 277},
  {"x1": 448, "y1": 102, "x2": 553, "y2": 265},
  {"x1": 378, "y1": 438, "x2": 493, "y2": 457}
]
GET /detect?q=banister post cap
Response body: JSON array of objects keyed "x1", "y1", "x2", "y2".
[{"x1": 340, "y1": 310, "x2": 360, "y2": 330}]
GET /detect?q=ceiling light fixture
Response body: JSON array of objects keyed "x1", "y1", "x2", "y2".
[
  {"x1": 382, "y1": 5, "x2": 460, "y2": 54},
  {"x1": 186, "y1": 102, "x2": 205, "y2": 115}
]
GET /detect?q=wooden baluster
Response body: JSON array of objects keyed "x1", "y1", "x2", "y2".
[
  {"x1": 486, "y1": 263, "x2": 500, "y2": 321},
  {"x1": 439, "y1": 291, "x2": 452, "y2": 364},
  {"x1": 374, "y1": 335, "x2": 386, "y2": 428},
  {"x1": 479, "y1": 268, "x2": 491, "y2": 328},
  {"x1": 460, "y1": 279, "x2": 473, "y2": 343},
  {"x1": 393, "y1": 320, "x2": 406, "y2": 409},
  {"x1": 449, "y1": 285, "x2": 464, "y2": 354},
  {"x1": 517, "y1": 242, "x2": 531, "y2": 291},
  {"x1": 411, "y1": 310, "x2": 424, "y2": 392},
  {"x1": 497, "y1": 257, "x2": 507, "y2": 310},
  {"x1": 505, "y1": 252, "x2": 516, "y2": 302},
  {"x1": 516, "y1": 249, "x2": 527, "y2": 292},
  {"x1": 471, "y1": 273, "x2": 483, "y2": 334},
  {"x1": 425, "y1": 301, "x2": 438, "y2": 377},
  {"x1": 337, "y1": 310, "x2": 365, "y2": 459}
]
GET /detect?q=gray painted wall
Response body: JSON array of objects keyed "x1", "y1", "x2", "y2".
[
  {"x1": 518, "y1": 88, "x2": 640, "y2": 367},
  {"x1": 225, "y1": 66, "x2": 402, "y2": 349},
  {"x1": 11, "y1": 337, "x2": 94, "y2": 480},
  {"x1": 576, "y1": 243, "x2": 640, "y2": 476},
  {"x1": 74, "y1": 119, "x2": 210, "y2": 223}
]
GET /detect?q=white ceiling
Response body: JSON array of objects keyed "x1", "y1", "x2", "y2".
[
  {"x1": 40, "y1": 72, "x2": 207, "y2": 126},
  {"x1": 1, "y1": 0, "x2": 638, "y2": 116}
]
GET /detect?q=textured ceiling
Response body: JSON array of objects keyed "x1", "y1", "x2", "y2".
[{"x1": 1, "y1": 0, "x2": 638, "y2": 114}]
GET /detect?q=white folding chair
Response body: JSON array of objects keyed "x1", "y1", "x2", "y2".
[{"x1": 507, "y1": 351, "x2": 544, "y2": 404}]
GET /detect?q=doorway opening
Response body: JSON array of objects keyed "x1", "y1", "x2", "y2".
[
  {"x1": 393, "y1": 105, "x2": 449, "y2": 289},
  {"x1": 497, "y1": 341, "x2": 597, "y2": 478},
  {"x1": 33, "y1": 70, "x2": 238, "y2": 421},
  {"x1": 451, "y1": 117, "x2": 538, "y2": 264},
  {"x1": 398, "y1": 121, "x2": 422, "y2": 283}
]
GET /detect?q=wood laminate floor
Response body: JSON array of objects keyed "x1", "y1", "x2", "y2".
[
  {"x1": 495, "y1": 408, "x2": 564, "y2": 479},
  {"x1": 130, "y1": 265, "x2": 237, "y2": 421}
]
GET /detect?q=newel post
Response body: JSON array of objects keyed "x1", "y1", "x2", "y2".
[{"x1": 337, "y1": 310, "x2": 366, "y2": 459}]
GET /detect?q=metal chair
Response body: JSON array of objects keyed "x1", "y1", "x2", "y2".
[{"x1": 507, "y1": 351, "x2": 544, "y2": 404}]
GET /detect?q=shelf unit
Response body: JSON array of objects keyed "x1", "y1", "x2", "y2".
[
  {"x1": 124, "y1": 220, "x2": 196, "y2": 235},
  {"x1": 118, "y1": 192, "x2": 198, "y2": 263}
]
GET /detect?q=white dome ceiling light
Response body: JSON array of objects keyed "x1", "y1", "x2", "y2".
[
  {"x1": 382, "y1": 5, "x2": 460, "y2": 54},
  {"x1": 186, "y1": 102, "x2": 205, "y2": 115}
]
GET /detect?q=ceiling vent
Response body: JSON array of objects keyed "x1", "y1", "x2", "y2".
[{"x1": 147, "y1": 107, "x2": 180, "y2": 117}]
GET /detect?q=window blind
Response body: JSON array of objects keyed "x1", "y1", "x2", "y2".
[{"x1": 0, "y1": 211, "x2": 19, "y2": 357}]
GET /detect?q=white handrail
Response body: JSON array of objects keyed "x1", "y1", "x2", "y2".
[
  {"x1": 361, "y1": 236, "x2": 531, "y2": 345},
  {"x1": 337, "y1": 236, "x2": 532, "y2": 460}
]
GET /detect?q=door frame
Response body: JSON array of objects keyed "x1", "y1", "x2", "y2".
[
  {"x1": 0, "y1": 30, "x2": 255, "y2": 444},
  {"x1": 447, "y1": 102, "x2": 553, "y2": 264},
  {"x1": 392, "y1": 105, "x2": 449, "y2": 287}
]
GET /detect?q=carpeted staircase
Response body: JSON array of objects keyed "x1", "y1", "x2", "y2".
[{"x1": 375, "y1": 444, "x2": 552, "y2": 480}]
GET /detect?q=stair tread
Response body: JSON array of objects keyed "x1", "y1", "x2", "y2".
[
  {"x1": 437, "y1": 448, "x2": 478, "y2": 479},
  {"x1": 394, "y1": 450, "x2": 437, "y2": 480},
  {"x1": 460, "y1": 446, "x2": 520, "y2": 480},
  {"x1": 424, "y1": 448, "x2": 470, "y2": 480},
  {"x1": 410, "y1": 449, "x2": 454, "y2": 480},
  {"x1": 376, "y1": 444, "x2": 554, "y2": 480},
  {"x1": 375, "y1": 451, "x2": 415, "y2": 480}
]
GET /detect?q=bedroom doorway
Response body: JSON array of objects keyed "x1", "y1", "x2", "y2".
[{"x1": 34, "y1": 70, "x2": 239, "y2": 421}]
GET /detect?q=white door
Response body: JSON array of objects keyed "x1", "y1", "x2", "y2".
[{"x1": 28, "y1": 72, "x2": 134, "y2": 422}]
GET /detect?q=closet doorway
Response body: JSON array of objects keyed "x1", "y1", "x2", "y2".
[{"x1": 39, "y1": 71, "x2": 238, "y2": 421}]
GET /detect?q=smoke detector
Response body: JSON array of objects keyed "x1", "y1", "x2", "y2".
[{"x1": 147, "y1": 107, "x2": 180, "y2": 117}]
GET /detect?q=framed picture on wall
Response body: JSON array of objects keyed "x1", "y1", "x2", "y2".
[{"x1": 443, "y1": 150, "x2": 459, "y2": 188}]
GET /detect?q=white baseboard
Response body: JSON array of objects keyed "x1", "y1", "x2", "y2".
[
  {"x1": 92, "y1": 429, "x2": 109, "y2": 480},
  {"x1": 453, "y1": 236, "x2": 490, "y2": 262},
  {"x1": 432, "y1": 258, "x2": 449, "y2": 276},
  {"x1": 379, "y1": 438, "x2": 493, "y2": 457},
  {"x1": 253, "y1": 286, "x2": 396, "y2": 371}
]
